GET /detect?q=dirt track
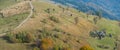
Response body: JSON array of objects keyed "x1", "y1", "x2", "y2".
[
  {"x1": 14, "y1": 1, "x2": 33, "y2": 30},
  {"x1": 0, "y1": 1, "x2": 33, "y2": 37}
]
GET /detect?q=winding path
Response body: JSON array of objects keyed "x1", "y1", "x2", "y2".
[
  {"x1": 14, "y1": 1, "x2": 33, "y2": 30},
  {"x1": 0, "y1": 1, "x2": 33, "y2": 37}
]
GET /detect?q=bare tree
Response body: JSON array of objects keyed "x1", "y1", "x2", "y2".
[
  {"x1": 118, "y1": 21, "x2": 120, "y2": 27},
  {"x1": 0, "y1": 13, "x2": 4, "y2": 18},
  {"x1": 93, "y1": 17, "x2": 98, "y2": 24},
  {"x1": 74, "y1": 17, "x2": 79, "y2": 24},
  {"x1": 66, "y1": 6, "x2": 69, "y2": 10},
  {"x1": 86, "y1": 10, "x2": 93, "y2": 19},
  {"x1": 62, "y1": 7, "x2": 65, "y2": 12}
]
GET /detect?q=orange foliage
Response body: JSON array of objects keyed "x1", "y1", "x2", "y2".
[{"x1": 40, "y1": 38, "x2": 53, "y2": 50}]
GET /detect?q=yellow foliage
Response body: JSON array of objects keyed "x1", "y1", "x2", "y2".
[{"x1": 80, "y1": 45, "x2": 94, "y2": 50}]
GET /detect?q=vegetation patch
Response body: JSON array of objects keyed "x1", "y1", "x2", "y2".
[
  {"x1": 80, "y1": 45, "x2": 94, "y2": 50},
  {"x1": 0, "y1": 12, "x2": 29, "y2": 33},
  {"x1": 5, "y1": 32, "x2": 35, "y2": 43},
  {"x1": 49, "y1": 16, "x2": 60, "y2": 23},
  {"x1": 41, "y1": 19, "x2": 48, "y2": 24}
]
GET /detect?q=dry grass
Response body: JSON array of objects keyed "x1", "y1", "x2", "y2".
[
  {"x1": 10, "y1": 1, "x2": 97, "y2": 50},
  {"x1": 0, "y1": 38, "x2": 29, "y2": 50},
  {"x1": 1, "y1": 1, "x2": 31, "y2": 17},
  {"x1": 0, "y1": 0, "x2": 119, "y2": 50},
  {"x1": 3, "y1": 0, "x2": 119, "y2": 50}
]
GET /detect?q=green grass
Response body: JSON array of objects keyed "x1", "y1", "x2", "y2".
[
  {"x1": 0, "y1": 12, "x2": 29, "y2": 33},
  {"x1": 0, "y1": 38, "x2": 30, "y2": 50},
  {"x1": 85, "y1": 15, "x2": 120, "y2": 50},
  {"x1": 0, "y1": 0, "x2": 119, "y2": 50},
  {"x1": 30, "y1": 1, "x2": 120, "y2": 50},
  {"x1": 87, "y1": 37, "x2": 115, "y2": 50},
  {"x1": 96, "y1": 18, "x2": 120, "y2": 36},
  {"x1": 0, "y1": 0, "x2": 19, "y2": 9}
]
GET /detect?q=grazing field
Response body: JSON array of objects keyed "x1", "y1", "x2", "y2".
[
  {"x1": 0, "y1": 0, "x2": 18, "y2": 9},
  {"x1": 0, "y1": 12, "x2": 29, "y2": 33},
  {"x1": 0, "y1": 0, "x2": 120, "y2": 50}
]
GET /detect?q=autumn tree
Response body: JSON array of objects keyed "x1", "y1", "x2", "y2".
[
  {"x1": 40, "y1": 38, "x2": 54, "y2": 50},
  {"x1": 80, "y1": 45, "x2": 94, "y2": 50}
]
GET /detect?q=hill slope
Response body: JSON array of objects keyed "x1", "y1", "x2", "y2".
[
  {"x1": 0, "y1": 0, "x2": 120, "y2": 50},
  {"x1": 51, "y1": 0, "x2": 120, "y2": 20},
  {"x1": 13, "y1": 1, "x2": 96, "y2": 50}
]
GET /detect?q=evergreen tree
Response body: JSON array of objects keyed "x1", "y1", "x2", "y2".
[{"x1": 96, "y1": 11, "x2": 102, "y2": 19}]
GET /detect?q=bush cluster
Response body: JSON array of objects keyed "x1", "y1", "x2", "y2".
[
  {"x1": 80, "y1": 45, "x2": 94, "y2": 50},
  {"x1": 39, "y1": 38, "x2": 54, "y2": 50},
  {"x1": 49, "y1": 16, "x2": 60, "y2": 23},
  {"x1": 6, "y1": 32, "x2": 35, "y2": 43}
]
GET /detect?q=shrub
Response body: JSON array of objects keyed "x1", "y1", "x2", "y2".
[
  {"x1": 41, "y1": 27, "x2": 52, "y2": 37},
  {"x1": 44, "y1": 8, "x2": 50, "y2": 13},
  {"x1": 0, "y1": 13, "x2": 4, "y2": 18},
  {"x1": 53, "y1": 9, "x2": 55, "y2": 11},
  {"x1": 53, "y1": 28, "x2": 63, "y2": 32},
  {"x1": 118, "y1": 22, "x2": 120, "y2": 27},
  {"x1": 80, "y1": 45, "x2": 94, "y2": 50},
  {"x1": 5, "y1": 33, "x2": 19, "y2": 43},
  {"x1": 49, "y1": 16, "x2": 60, "y2": 23},
  {"x1": 93, "y1": 17, "x2": 98, "y2": 24},
  {"x1": 95, "y1": 11, "x2": 102, "y2": 19},
  {"x1": 97, "y1": 44, "x2": 109, "y2": 49},
  {"x1": 33, "y1": 47, "x2": 40, "y2": 50},
  {"x1": 53, "y1": 46, "x2": 60, "y2": 50},
  {"x1": 41, "y1": 19, "x2": 47, "y2": 24},
  {"x1": 6, "y1": 32, "x2": 35, "y2": 43},
  {"x1": 53, "y1": 46, "x2": 71, "y2": 50},
  {"x1": 15, "y1": 32, "x2": 26, "y2": 43},
  {"x1": 62, "y1": 47, "x2": 71, "y2": 50},
  {"x1": 25, "y1": 33, "x2": 35, "y2": 43},
  {"x1": 89, "y1": 31, "x2": 97, "y2": 38},
  {"x1": 74, "y1": 17, "x2": 79, "y2": 24},
  {"x1": 40, "y1": 38, "x2": 53, "y2": 50}
]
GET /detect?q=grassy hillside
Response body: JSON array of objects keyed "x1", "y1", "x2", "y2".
[
  {"x1": 8, "y1": 1, "x2": 96, "y2": 50},
  {"x1": 0, "y1": 0, "x2": 18, "y2": 9},
  {"x1": 0, "y1": 0, "x2": 120, "y2": 50},
  {"x1": 87, "y1": 17, "x2": 120, "y2": 50},
  {"x1": 0, "y1": 12, "x2": 29, "y2": 33},
  {"x1": 0, "y1": 38, "x2": 29, "y2": 50}
]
